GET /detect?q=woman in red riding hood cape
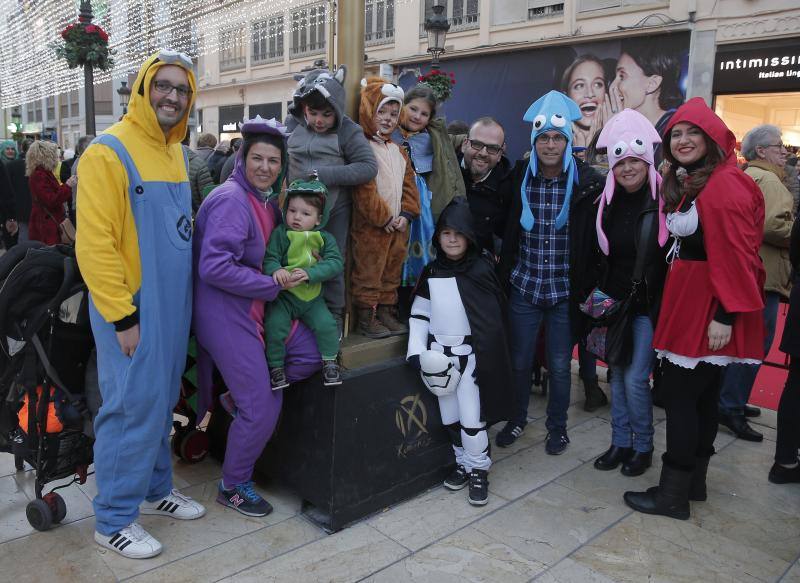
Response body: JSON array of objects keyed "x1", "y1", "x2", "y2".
[{"x1": 624, "y1": 97, "x2": 765, "y2": 521}]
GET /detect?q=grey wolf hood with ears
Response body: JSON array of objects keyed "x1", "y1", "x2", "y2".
[{"x1": 288, "y1": 66, "x2": 347, "y2": 130}]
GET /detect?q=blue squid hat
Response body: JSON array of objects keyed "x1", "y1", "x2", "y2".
[{"x1": 520, "y1": 90, "x2": 582, "y2": 231}]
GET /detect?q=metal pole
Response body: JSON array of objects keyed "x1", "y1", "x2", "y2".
[
  {"x1": 335, "y1": 0, "x2": 365, "y2": 121},
  {"x1": 327, "y1": 1, "x2": 336, "y2": 70},
  {"x1": 79, "y1": 0, "x2": 96, "y2": 135}
]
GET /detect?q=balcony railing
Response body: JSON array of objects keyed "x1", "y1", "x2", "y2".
[
  {"x1": 419, "y1": 13, "x2": 479, "y2": 37},
  {"x1": 365, "y1": 29, "x2": 395, "y2": 46}
]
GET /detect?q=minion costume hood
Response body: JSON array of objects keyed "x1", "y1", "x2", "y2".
[
  {"x1": 595, "y1": 108, "x2": 669, "y2": 255},
  {"x1": 520, "y1": 90, "x2": 582, "y2": 231}
]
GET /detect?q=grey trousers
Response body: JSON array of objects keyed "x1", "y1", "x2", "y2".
[{"x1": 323, "y1": 193, "x2": 351, "y2": 313}]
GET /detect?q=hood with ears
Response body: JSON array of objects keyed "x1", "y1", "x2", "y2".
[
  {"x1": 595, "y1": 108, "x2": 668, "y2": 254},
  {"x1": 288, "y1": 66, "x2": 347, "y2": 130},
  {"x1": 664, "y1": 97, "x2": 737, "y2": 163},
  {"x1": 358, "y1": 77, "x2": 404, "y2": 138},
  {"x1": 520, "y1": 90, "x2": 581, "y2": 231},
  {"x1": 128, "y1": 51, "x2": 196, "y2": 146},
  {"x1": 283, "y1": 173, "x2": 332, "y2": 231}
]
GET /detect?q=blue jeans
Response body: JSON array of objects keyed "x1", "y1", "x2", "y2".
[
  {"x1": 609, "y1": 315, "x2": 655, "y2": 452},
  {"x1": 718, "y1": 291, "x2": 780, "y2": 416},
  {"x1": 509, "y1": 288, "x2": 572, "y2": 431}
]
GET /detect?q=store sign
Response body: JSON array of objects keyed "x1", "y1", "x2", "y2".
[
  {"x1": 714, "y1": 43, "x2": 800, "y2": 93},
  {"x1": 222, "y1": 122, "x2": 237, "y2": 131}
]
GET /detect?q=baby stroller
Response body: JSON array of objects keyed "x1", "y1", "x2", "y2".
[
  {"x1": 171, "y1": 337, "x2": 210, "y2": 464},
  {"x1": 0, "y1": 243, "x2": 96, "y2": 531}
]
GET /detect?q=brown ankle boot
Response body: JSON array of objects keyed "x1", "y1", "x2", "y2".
[
  {"x1": 357, "y1": 306, "x2": 391, "y2": 339},
  {"x1": 377, "y1": 305, "x2": 408, "y2": 335}
]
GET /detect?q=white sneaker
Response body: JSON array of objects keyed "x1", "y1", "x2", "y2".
[
  {"x1": 95, "y1": 522, "x2": 162, "y2": 559},
  {"x1": 140, "y1": 489, "x2": 206, "y2": 520}
]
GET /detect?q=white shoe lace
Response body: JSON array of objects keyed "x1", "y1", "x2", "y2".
[
  {"x1": 121, "y1": 522, "x2": 149, "y2": 542},
  {"x1": 164, "y1": 489, "x2": 193, "y2": 506}
]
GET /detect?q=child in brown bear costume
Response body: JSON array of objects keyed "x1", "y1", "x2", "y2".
[{"x1": 351, "y1": 78, "x2": 420, "y2": 338}]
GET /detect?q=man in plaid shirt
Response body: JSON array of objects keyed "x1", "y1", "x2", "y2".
[{"x1": 497, "y1": 91, "x2": 605, "y2": 454}]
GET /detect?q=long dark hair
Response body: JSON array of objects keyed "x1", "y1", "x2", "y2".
[
  {"x1": 620, "y1": 38, "x2": 683, "y2": 111},
  {"x1": 661, "y1": 129, "x2": 726, "y2": 213}
]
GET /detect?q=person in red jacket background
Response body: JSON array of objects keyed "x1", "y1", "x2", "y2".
[
  {"x1": 26, "y1": 140, "x2": 75, "y2": 245},
  {"x1": 624, "y1": 97, "x2": 766, "y2": 521}
]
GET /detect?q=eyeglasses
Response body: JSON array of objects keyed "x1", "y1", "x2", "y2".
[
  {"x1": 537, "y1": 134, "x2": 567, "y2": 145},
  {"x1": 466, "y1": 138, "x2": 503, "y2": 155},
  {"x1": 152, "y1": 80, "x2": 192, "y2": 99},
  {"x1": 761, "y1": 143, "x2": 786, "y2": 150}
]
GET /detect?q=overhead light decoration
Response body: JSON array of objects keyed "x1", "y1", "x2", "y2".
[{"x1": 0, "y1": 0, "x2": 416, "y2": 108}]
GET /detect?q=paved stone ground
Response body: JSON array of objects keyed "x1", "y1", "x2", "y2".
[{"x1": 1, "y1": 367, "x2": 798, "y2": 582}]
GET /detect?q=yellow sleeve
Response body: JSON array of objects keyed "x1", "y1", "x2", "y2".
[{"x1": 75, "y1": 144, "x2": 136, "y2": 324}]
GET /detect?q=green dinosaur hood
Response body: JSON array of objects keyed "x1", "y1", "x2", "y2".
[{"x1": 282, "y1": 174, "x2": 332, "y2": 231}]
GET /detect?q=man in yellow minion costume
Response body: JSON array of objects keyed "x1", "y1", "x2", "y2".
[{"x1": 76, "y1": 50, "x2": 206, "y2": 560}]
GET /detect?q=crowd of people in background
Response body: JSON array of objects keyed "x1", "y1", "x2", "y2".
[{"x1": 1, "y1": 47, "x2": 799, "y2": 560}]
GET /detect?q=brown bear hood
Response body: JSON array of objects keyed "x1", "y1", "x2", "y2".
[{"x1": 358, "y1": 77, "x2": 405, "y2": 138}]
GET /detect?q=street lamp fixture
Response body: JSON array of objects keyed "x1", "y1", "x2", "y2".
[
  {"x1": 117, "y1": 81, "x2": 131, "y2": 114},
  {"x1": 424, "y1": 3, "x2": 450, "y2": 70}
]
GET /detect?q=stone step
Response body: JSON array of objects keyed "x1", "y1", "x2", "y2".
[{"x1": 340, "y1": 333, "x2": 407, "y2": 370}]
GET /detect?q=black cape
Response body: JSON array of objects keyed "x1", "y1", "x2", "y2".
[{"x1": 414, "y1": 198, "x2": 515, "y2": 426}]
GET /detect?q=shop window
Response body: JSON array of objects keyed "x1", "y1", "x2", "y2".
[
  {"x1": 95, "y1": 80, "x2": 113, "y2": 116},
  {"x1": 528, "y1": 2, "x2": 564, "y2": 19},
  {"x1": 220, "y1": 26, "x2": 246, "y2": 72},
  {"x1": 290, "y1": 3, "x2": 326, "y2": 59},
  {"x1": 420, "y1": 0, "x2": 479, "y2": 37},
  {"x1": 253, "y1": 15, "x2": 284, "y2": 64},
  {"x1": 366, "y1": 0, "x2": 394, "y2": 45}
]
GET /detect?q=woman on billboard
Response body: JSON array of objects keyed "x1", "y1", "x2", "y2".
[{"x1": 560, "y1": 54, "x2": 613, "y2": 152}]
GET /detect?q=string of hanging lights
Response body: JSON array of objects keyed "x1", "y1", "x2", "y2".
[{"x1": 0, "y1": 0, "x2": 414, "y2": 109}]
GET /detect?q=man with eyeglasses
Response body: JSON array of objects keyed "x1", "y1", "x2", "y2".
[
  {"x1": 459, "y1": 117, "x2": 514, "y2": 255},
  {"x1": 497, "y1": 91, "x2": 605, "y2": 453},
  {"x1": 717, "y1": 124, "x2": 793, "y2": 444},
  {"x1": 76, "y1": 50, "x2": 205, "y2": 559}
]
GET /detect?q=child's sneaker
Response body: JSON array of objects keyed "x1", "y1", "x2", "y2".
[
  {"x1": 443, "y1": 464, "x2": 469, "y2": 491},
  {"x1": 95, "y1": 522, "x2": 162, "y2": 559},
  {"x1": 270, "y1": 367, "x2": 289, "y2": 391},
  {"x1": 468, "y1": 469, "x2": 489, "y2": 506},
  {"x1": 322, "y1": 360, "x2": 342, "y2": 386},
  {"x1": 216, "y1": 481, "x2": 273, "y2": 517},
  {"x1": 140, "y1": 489, "x2": 206, "y2": 520}
]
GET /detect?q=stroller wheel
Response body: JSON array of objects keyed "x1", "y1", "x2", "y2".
[
  {"x1": 26, "y1": 499, "x2": 53, "y2": 531},
  {"x1": 179, "y1": 430, "x2": 209, "y2": 464},
  {"x1": 44, "y1": 492, "x2": 67, "y2": 523},
  {"x1": 14, "y1": 455, "x2": 24, "y2": 471}
]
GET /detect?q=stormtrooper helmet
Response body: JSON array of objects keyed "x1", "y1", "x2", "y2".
[{"x1": 418, "y1": 350, "x2": 461, "y2": 397}]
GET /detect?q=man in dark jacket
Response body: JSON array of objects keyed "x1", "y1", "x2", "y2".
[
  {"x1": 496, "y1": 91, "x2": 605, "y2": 454},
  {"x1": 6, "y1": 139, "x2": 32, "y2": 242},
  {"x1": 460, "y1": 117, "x2": 514, "y2": 255}
]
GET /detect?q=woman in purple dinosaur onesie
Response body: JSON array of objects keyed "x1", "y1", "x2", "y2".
[{"x1": 193, "y1": 116, "x2": 321, "y2": 517}]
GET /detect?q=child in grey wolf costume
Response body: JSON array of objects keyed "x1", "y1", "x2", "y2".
[{"x1": 286, "y1": 66, "x2": 378, "y2": 324}]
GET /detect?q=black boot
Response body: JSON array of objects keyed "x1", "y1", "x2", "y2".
[
  {"x1": 689, "y1": 456, "x2": 711, "y2": 501},
  {"x1": 719, "y1": 413, "x2": 763, "y2": 442},
  {"x1": 621, "y1": 449, "x2": 653, "y2": 477},
  {"x1": 624, "y1": 458, "x2": 692, "y2": 520},
  {"x1": 594, "y1": 445, "x2": 633, "y2": 471},
  {"x1": 583, "y1": 379, "x2": 608, "y2": 412}
]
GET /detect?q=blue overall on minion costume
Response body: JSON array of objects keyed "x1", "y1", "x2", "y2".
[
  {"x1": 75, "y1": 52, "x2": 195, "y2": 536},
  {"x1": 520, "y1": 90, "x2": 583, "y2": 231}
]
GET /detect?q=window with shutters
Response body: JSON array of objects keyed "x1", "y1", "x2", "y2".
[
  {"x1": 220, "y1": 27, "x2": 246, "y2": 72},
  {"x1": 365, "y1": 0, "x2": 395, "y2": 46},
  {"x1": 420, "y1": 0, "x2": 479, "y2": 37},
  {"x1": 528, "y1": 2, "x2": 564, "y2": 19},
  {"x1": 290, "y1": 3, "x2": 326, "y2": 58},
  {"x1": 253, "y1": 15, "x2": 284, "y2": 64}
]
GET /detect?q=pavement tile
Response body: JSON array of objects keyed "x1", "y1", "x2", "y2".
[
  {"x1": 571, "y1": 515, "x2": 764, "y2": 582},
  {"x1": 215, "y1": 523, "x2": 408, "y2": 583},
  {"x1": 0, "y1": 517, "x2": 117, "y2": 582},
  {"x1": 367, "y1": 483, "x2": 506, "y2": 552},
  {"x1": 127, "y1": 515, "x2": 324, "y2": 583},
  {"x1": 363, "y1": 526, "x2": 546, "y2": 582},
  {"x1": 0, "y1": 474, "x2": 37, "y2": 544},
  {"x1": 471, "y1": 482, "x2": 628, "y2": 567},
  {"x1": 535, "y1": 558, "x2": 620, "y2": 582},
  {"x1": 555, "y1": 455, "x2": 664, "y2": 508}
]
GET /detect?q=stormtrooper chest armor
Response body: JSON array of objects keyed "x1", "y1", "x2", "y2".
[{"x1": 428, "y1": 277, "x2": 472, "y2": 347}]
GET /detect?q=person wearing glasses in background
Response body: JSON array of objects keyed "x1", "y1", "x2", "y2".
[
  {"x1": 717, "y1": 125, "x2": 793, "y2": 442},
  {"x1": 460, "y1": 117, "x2": 514, "y2": 256},
  {"x1": 76, "y1": 50, "x2": 206, "y2": 560}
]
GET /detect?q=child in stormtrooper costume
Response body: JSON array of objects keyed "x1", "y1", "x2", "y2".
[{"x1": 407, "y1": 197, "x2": 514, "y2": 505}]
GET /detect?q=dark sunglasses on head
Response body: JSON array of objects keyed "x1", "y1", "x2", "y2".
[{"x1": 466, "y1": 138, "x2": 503, "y2": 155}]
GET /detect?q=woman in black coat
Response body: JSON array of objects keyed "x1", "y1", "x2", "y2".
[{"x1": 770, "y1": 217, "x2": 800, "y2": 483}]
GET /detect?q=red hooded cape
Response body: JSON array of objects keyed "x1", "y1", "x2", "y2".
[{"x1": 653, "y1": 97, "x2": 765, "y2": 360}]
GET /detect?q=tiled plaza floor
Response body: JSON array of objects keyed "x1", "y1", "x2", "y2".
[{"x1": 1, "y1": 368, "x2": 798, "y2": 582}]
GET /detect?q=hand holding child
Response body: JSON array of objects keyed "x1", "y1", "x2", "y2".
[
  {"x1": 273, "y1": 268, "x2": 292, "y2": 287},
  {"x1": 290, "y1": 268, "x2": 309, "y2": 283},
  {"x1": 392, "y1": 216, "x2": 409, "y2": 233}
]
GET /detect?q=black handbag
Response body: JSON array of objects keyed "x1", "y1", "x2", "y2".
[{"x1": 583, "y1": 210, "x2": 656, "y2": 365}]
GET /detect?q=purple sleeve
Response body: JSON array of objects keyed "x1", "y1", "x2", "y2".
[{"x1": 197, "y1": 198, "x2": 281, "y2": 301}]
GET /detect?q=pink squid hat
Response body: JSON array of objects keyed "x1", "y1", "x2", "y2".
[{"x1": 595, "y1": 108, "x2": 668, "y2": 255}]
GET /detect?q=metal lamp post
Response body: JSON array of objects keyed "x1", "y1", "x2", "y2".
[
  {"x1": 424, "y1": 3, "x2": 450, "y2": 70},
  {"x1": 79, "y1": 0, "x2": 96, "y2": 135},
  {"x1": 117, "y1": 80, "x2": 131, "y2": 115}
]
